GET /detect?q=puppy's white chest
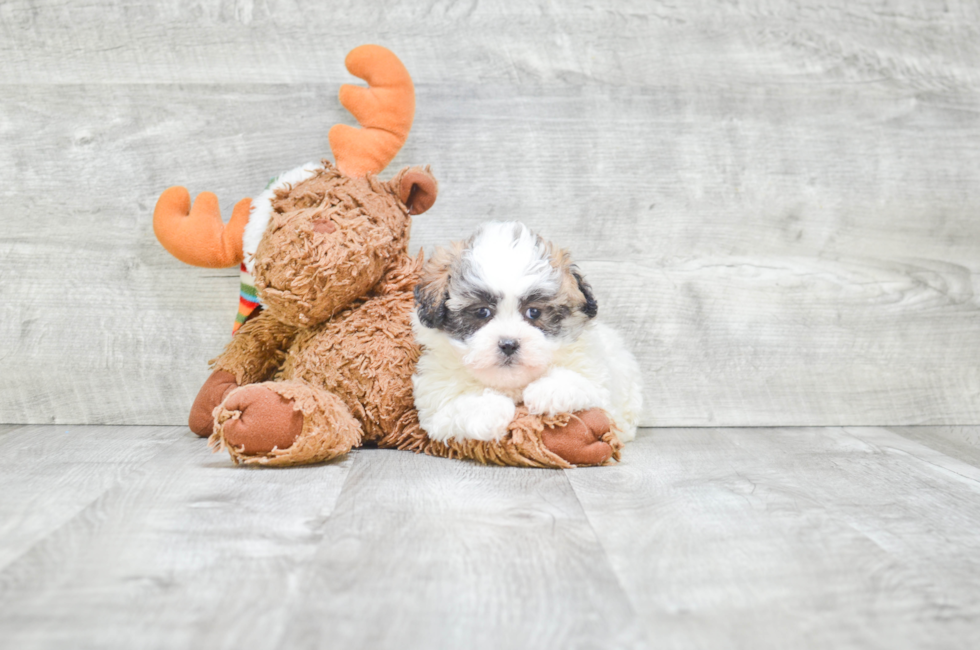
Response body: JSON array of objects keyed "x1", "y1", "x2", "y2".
[{"x1": 498, "y1": 385, "x2": 526, "y2": 404}]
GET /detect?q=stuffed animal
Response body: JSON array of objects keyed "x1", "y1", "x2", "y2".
[{"x1": 153, "y1": 45, "x2": 621, "y2": 468}]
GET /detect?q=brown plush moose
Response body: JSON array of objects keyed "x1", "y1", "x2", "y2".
[{"x1": 152, "y1": 45, "x2": 620, "y2": 467}]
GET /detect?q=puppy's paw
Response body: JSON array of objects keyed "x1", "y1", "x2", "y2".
[
  {"x1": 524, "y1": 367, "x2": 603, "y2": 416},
  {"x1": 430, "y1": 390, "x2": 516, "y2": 442},
  {"x1": 458, "y1": 390, "x2": 517, "y2": 441}
]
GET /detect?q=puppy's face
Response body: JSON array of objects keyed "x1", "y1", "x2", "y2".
[{"x1": 415, "y1": 222, "x2": 597, "y2": 390}]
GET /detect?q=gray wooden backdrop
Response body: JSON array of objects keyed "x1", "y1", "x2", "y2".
[{"x1": 1, "y1": 0, "x2": 979, "y2": 427}]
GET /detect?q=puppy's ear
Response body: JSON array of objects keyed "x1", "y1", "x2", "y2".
[
  {"x1": 551, "y1": 244, "x2": 599, "y2": 320},
  {"x1": 414, "y1": 282, "x2": 447, "y2": 328},
  {"x1": 572, "y1": 269, "x2": 598, "y2": 319},
  {"x1": 392, "y1": 166, "x2": 438, "y2": 215},
  {"x1": 415, "y1": 243, "x2": 458, "y2": 328}
]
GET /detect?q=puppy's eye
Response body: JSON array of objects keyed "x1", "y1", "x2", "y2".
[
  {"x1": 524, "y1": 307, "x2": 541, "y2": 320},
  {"x1": 476, "y1": 307, "x2": 492, "y2": 319}
]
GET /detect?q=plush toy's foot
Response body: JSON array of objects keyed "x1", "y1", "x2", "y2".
[
  {"x1": 216, "y1": 384, "x2": 304, "y2": 454},
  {"x1": 540, "y1": 407, "x2": 620, "y2": 466},
  {"x1": 379, "y1": 407, "x2": 564, "y2": 468},
  {"x1": 382, "y1": 407, "x2": 620, "y2": 469},
  {"x1": 211, "y1": 380, "x2": 363, "y2": 466},
  {"x1": 188, "y1": 370, "x2": 240, "y2": 437}
]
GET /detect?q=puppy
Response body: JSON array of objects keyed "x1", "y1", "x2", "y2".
[{"x1": 412, "y1": 221, "x2": 643, "y2": 445}]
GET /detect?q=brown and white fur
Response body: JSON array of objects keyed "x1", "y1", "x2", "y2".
[{"x1": 413, "y1": 222, "x2": 643, "y2": 444}]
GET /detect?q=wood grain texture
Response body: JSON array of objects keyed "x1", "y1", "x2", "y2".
[
  {"x1": 4, "y1": 425, "x2": 980, "y2": 648},
  {"x1": 0, "y1": 425, "x2": 179, "y2": 571},
  {"x1": 1, "y1": 0, "x2": 979, "y2": 425},
  {"x1": 0, "y1": 428, "x2": 647, "y2": 650},
  {"x1": 890, "y1": 425, "x2": 980, "y2": 469},
  {"x1": 567, "y1": 426, "x2": 980, "y2": 649},
  {"x1": 274, "y1": 449, "x2": 648, "y2": 650},
  {"x1": 0, "y1": 1, "x2": 977, "y2": 86},
  {"x1": 0, "y1": 425, "x2": 354, "y2": 650}
]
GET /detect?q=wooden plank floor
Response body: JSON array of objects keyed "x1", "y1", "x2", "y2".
[{"x1": 1, "y1": 425, "x2": 979, "y2": 649}]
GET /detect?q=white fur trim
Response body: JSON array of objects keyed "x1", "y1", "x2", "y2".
[{"x1": 242, "y1": 162, "x2": 322, "y2": 273}]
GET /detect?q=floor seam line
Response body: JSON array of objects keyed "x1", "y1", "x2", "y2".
[{"x1": 562, "y1": 468, "x2": 654, "y2": 649}]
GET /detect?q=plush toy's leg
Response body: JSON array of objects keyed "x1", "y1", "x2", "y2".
[
  {"x1": 381, "y1": 406, "x2": 621, "y2": 468},
  {"x1": 188, "y1": 370, "x2": 240, "y2": 437},
  {"x1": 210, "y1": 380, "x2": 363, "y2": 467},
  {"x1": 188, "y1": 310, "x2": 298, "y2": 439},
  {"x1": 215, "y1": 384, "x2": 304, "y2": 454}
]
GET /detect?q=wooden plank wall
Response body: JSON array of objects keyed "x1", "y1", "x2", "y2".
[{"x1": 1, "y1": 0, "x2": 978, "y2": 426}]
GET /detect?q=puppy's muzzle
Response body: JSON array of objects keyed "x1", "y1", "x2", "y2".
[{"x1": 498, "y1": 338, "x2": 520, "y2": 357}]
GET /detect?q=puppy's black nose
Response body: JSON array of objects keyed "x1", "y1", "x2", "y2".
[{"x1": 498, "y1": 338, "x2": 520, "y2": 357}]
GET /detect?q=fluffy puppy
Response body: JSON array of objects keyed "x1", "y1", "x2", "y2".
[{"x1": 412, "y1": 221, "x2": 643, "y2": 445}]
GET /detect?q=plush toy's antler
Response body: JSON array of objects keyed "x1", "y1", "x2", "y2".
[
  {"x1": 153, "y1": 187, "x2": 251, "y2": 268},
  {"x1": 153, "y1": 45, "x2": 413, "y2": 267},
  {"x1": 329, "y1": 44, "x2": 415, "y2": 177}
]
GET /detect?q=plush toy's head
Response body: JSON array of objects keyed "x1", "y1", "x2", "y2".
[
  {"x1": 252, "y1": 164, "x2": 436, "y2": 327},
  {"x1": 153, "y1": 44, "x2": 437, "y2": 329}
]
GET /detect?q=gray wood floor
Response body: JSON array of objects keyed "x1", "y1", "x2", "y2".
[{"x1": 2, "y1": 424, "x2": 979, "y2": 649}]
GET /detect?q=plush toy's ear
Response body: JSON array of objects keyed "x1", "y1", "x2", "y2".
[
  {"x1": 551, "y1": 244, "x2": 599, "y2": 320},
  {"x1": 394, "y1": 166, "x2": 438, "y2": 215},
  {"x1": 414, "y1": 242, "x2": 459, "y2": 328}
]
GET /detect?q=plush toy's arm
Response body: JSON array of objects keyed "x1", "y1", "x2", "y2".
[{"x1": 209, "y1": 310, "x2": 299, "y2": 385}]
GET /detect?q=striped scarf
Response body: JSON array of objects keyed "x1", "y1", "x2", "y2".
[
  {"x1": 231, "y1": 172, "x2": 283, "y2": 334},
  {"x1": 233, "y1": 263, "x2": 261, "y2": 334}
]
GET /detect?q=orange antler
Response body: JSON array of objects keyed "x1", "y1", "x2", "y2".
[
  {"x1": 153, "y1": 186, "x2": 251, "y2": 268},
  {"x1": 329, "y1": 45, "x2": 415, "y2": 177}
]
